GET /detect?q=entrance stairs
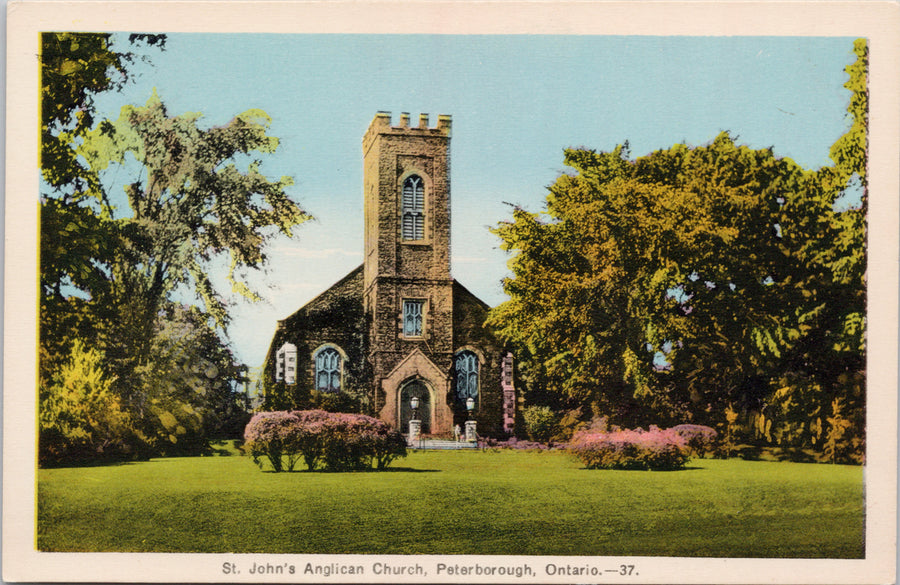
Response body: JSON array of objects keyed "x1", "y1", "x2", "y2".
[{"x1": 410, "y1": 439, "x2": 478, "y2": 450}]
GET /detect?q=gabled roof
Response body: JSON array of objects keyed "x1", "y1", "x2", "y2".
[
  {"x1": 279, "y1": 263, "x2": 364, "y2": 323},
  {"x1": 452, "y1": 278, "x2": 492, "y2": 311}
]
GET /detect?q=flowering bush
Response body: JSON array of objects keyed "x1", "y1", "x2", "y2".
[
  {"x1": 671, "y1": 424, "x2": 718, "y2": 457},
  {"x1": 243, "y1": 411, "x2": 303, "y2": 472},
  {"x1": 243, "y1": 410, "x2": 406, "y2": 472},
  {"x1": 569, "y1": 427, "x2": 690, "y2": 470}
]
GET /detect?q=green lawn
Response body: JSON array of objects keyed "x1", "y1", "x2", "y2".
[{"x1": 37, "y1": 450, "x2": 864, "y2": 557}]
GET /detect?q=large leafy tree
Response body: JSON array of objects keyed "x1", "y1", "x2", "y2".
[
  {"x1": 490, "y1": 40, "x2": 866, "y2": 454},
  {"x1": 490, "y1": 137, "x2": 828, "y2": 424},
  {"x1": 76, "y1": 92, "x2": 309, "y2": 387},
  {"x1": 39, "y1": 33, "x2": 309, "y2": 460},
  {"x1": 40, "y1": 32, "x2": 165, "y2": 378}
]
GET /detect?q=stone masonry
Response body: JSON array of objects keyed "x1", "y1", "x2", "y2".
[{"x1": 264, "y1": 112, "x2": 514, "y2": 437}]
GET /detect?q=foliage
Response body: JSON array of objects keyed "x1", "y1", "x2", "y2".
[
  {"x1": 40, "y1": 32, "x2": 165, "y2": 196},
  {"x1": 553, "y1": 407, "x2": 589, "y2": 442},
  {"x1": 39, "y1": 33, "x2": 165, "y2": 384},
  {"x1": 823, "y1": 397, "x2": 857, "y2": 464},
  {"x1": 489, "y1": 39, "x2": 867, "y2": 463},
  {"x1": 670, "y1": 424, "x2": 718, "y2": 456},
  {"x1": 522, "y1": 405, "x2": 559, "y2": 443},
  {"x1": 718, "y1": 404, "x2": 740, "y2": 458},
  {"x1": 243, "y1": 410, "x2": 407, "y2": 472},
  {"x1": 77, "y1": 91, "x2": 309, "y2": 334},
  {"x1": 569, "y1": 427, "x2": 690, "y2": 470},
  {"x1": 261, "y1": 378, "x2": 369, "y2": 415},
  {"x1": 39, "y1": 33, "x2": 309, "y2": 463},
  {"x1": 132, "y1": 304, "x2": 250, "y2": 456},
  {"x1": 39, "y1": 340, "x2": 136, "y2": 465}
]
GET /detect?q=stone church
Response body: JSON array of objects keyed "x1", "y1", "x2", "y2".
[{"x1": 263, "y1": 112, "x2": 515, "y2": 437}]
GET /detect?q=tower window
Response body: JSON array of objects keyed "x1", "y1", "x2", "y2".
[
  {"x1": 403, "y1": 299, "x2": 425, "y2": 337},
  {"x1": 402, "y1": 175, "x2": 425, "y2": 241},
  {"x1": 455, "y1": 351, "x2": 479, "y2": 407},
  {"x1": 314, "y1": 347, "x2": 342, "y2": 392}
]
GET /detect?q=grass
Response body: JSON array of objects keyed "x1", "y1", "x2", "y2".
[{"x1": 37, "y1": 449, "x2": 864, "y2": 557}]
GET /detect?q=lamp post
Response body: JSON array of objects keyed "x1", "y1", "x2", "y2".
[
  {"x1": 465, "y1": 396, "x2": 477, "y2": 442},
  {"x1": 408, "y1": 395, "x2": 421, "y2": 445}
]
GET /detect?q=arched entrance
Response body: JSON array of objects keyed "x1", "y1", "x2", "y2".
[{"x1": 398, "y1": 380, "x2": 432, "y2": 435}]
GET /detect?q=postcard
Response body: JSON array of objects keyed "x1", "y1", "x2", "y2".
[{"x1": 5, "y1": 1, "x2": 898, "y2": 583}]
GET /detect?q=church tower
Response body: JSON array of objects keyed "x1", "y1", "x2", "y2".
[{"x1": 362, "y1": 112, "x2": 455, "y2": 433}]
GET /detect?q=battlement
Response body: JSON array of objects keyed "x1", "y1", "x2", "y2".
[{"x1": 363, "y1": 111, "x2": 451, "y2": 153}]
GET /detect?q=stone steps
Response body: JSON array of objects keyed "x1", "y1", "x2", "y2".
[{"x1": 410, "y1": 439, "x2": 478, "y2": 450}]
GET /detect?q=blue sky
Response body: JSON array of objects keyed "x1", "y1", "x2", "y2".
[{"x1": 91, "y1": 34, "x2": 858, "y2": 369}]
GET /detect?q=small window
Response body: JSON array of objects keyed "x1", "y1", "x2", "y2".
[
  {"x1": 402, "y1": 175, "x2": 425, "y2": 241},
  {"x1": 315, "y1": 347, "x2": 342, "y2": 392},
  {"x1": 403, "y1": 299, "x2": 424, "y2": 337},
  {"x1": 276, "y1": 342, "x2": 297, "y2": 385}
]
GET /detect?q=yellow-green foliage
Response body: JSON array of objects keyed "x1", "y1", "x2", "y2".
[
  {"x1": 39, "y1": 340, "x2": 132, "y2": 465},
  {"x1": 824, "y1": 397, "x2": 854, "y2": 464}
]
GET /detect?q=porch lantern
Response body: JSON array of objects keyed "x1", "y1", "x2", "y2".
[{"x1": 411, "y1": 395, "x2": 420, "y2": 420}]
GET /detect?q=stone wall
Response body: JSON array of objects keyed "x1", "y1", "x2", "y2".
[
  {"x1": 452, "y1": 281, "x2": 511, "y2": 437},
  {"x1": 263, "y1": 266, "x2": 369, "y2": 410}
]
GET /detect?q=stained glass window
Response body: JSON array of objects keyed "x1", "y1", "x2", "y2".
[
  {"x1": 315, "y1": 347, "x2": 341, "y2": 392},
  {"x1": 455, "y1": 351, "x2": 479, "y2": 406},
  {"x1": 403, "y1": 300, "x2": 424, "y2": 337},
  {"x1": 402, "y1": 175, "x2": 425, "y2": 240}
]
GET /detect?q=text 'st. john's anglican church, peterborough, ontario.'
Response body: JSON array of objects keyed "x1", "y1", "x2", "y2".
[{"x1": 264, "y1": 112, "x2": 516, "y2": 437}]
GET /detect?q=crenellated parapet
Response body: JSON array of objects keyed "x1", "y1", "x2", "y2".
[{"x1": 363, "y1": 111, "x2": 451, "y2": 155}]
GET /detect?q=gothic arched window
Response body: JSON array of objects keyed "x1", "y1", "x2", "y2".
[
  {"x1": 314, "y1": 347, "x2": 342, "y2": 392},
  {"x1": 455, "y1": 351, "x2": 479, "y2": 406},
  {"x1": 402, "y1": 175, "x2": 425, "y2": 241}
]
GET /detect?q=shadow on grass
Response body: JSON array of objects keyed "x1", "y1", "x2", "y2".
[
  {"x1": 260, "y1": 467, "x2": 441, "y2": 474},
  {"x1": 40, "y1": 458, "x2": 153, "y2": 469},
  {"x1": 577, "y1": 465, "x2": 706, "y2": 472}
]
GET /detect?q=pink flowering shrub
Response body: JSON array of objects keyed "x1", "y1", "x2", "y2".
[
  {"x1": 671, "y1": 424, "x2": 718, "y2": 456},
  {"x1": 243, "y1": 411, "x2": 303, "y2": 472},
  {"x1": 243, "y1": 410, "x2": 406, "y2": 472},
  {"x1": 569, "y1": 427, "x2": 690, "y2": 470}
]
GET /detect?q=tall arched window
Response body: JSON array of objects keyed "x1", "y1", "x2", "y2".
[
  {"x1": 315, "y1": 347, "x2": 342, "y2": 392},
  {"x1": 455, "y1": 351, "x2": 479, "y2": 406},
  {"x1": 402, "y1": 175, "x2": 425, "y2": 241}
]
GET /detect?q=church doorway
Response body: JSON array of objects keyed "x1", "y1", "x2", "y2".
[{"x1": 399, "y1": 380, "x2": 432, "y2": 435}]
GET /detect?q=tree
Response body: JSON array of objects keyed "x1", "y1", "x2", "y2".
[
  {"x1": 39, "y1": 33, "x2": 311, "y2": 461},
  {"x1": 75, "y1": 92, "x2": 310, "y2": 392},
  {"x1": 132, "y1": 304, "x2": 249, "y2": 455},
  {"x1": 489, "y1": 42, "x2": 866, "y2": 452},
  {"x1": 489, "y1": 137, "x2": 823, "y2": 424},
  {"x1": 39, "y1": 340, "x2": 135, "y2": 465},
  {"x1": 488, "y1": 40, "x2": 867, "y2": 462},
  {"x1": 40, "y1": 32, "x2": 165, "y2": 381},
  {"x1": 40, "y1": 32, "x2": 166, "y2": 197}
]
